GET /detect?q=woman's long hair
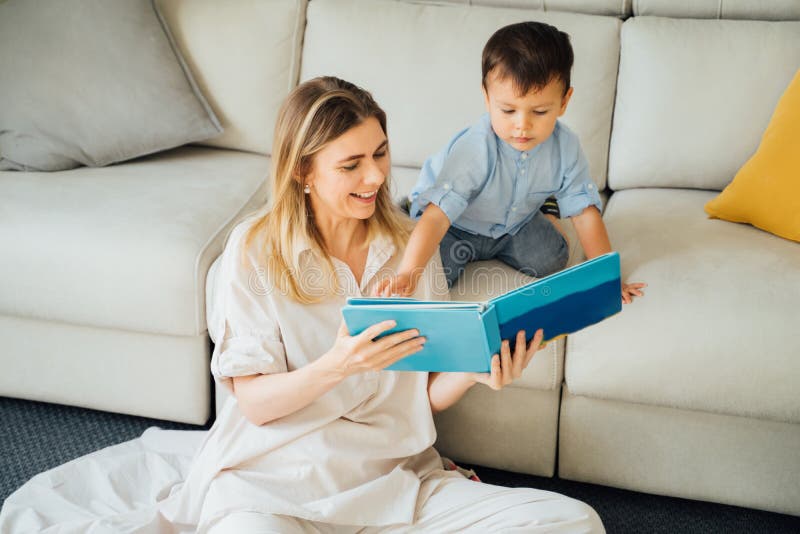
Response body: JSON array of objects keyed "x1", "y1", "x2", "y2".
[{"x1": 244, "y1": 76, "x2": 410, "y2": 303}]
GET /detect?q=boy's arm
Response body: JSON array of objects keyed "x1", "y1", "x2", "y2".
[
  {"x1": 570, "y1": 206, "x2": 646, "y2": 303},
  {"x1": 375, "y1": 204, "x2": 451, "y2": 297},
  {"x1": 399, "y1": 204, "x2": 451, "y2": 276},
  {"x1": 570, "y1": 205, "x2": 611, "y2": 259}
]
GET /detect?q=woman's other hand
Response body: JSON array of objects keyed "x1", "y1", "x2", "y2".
[{"x1": 471, "y1": 328, "x2": 543, "y2": 391}]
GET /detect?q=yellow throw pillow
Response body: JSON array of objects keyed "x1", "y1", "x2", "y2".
[{"x1": 705, "y1": 69, "x2": 800, "y2": 242}]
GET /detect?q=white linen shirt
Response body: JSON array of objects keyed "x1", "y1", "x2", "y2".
[{"x1": 161, "y1": 217, "x2": 452, "y2": 530}]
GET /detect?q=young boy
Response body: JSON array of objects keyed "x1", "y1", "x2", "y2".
[{"x1": 378, "y1": 21, "x2": 644, "y2": 303}]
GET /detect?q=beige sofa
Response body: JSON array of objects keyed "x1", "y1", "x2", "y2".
[{"x1": 1, "y1": 0, "x2": 798, "y2": 517}]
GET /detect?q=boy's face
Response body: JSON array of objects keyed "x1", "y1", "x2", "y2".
[{"x1": 483, "y1": 73, "x2": 573, "y2": 152}]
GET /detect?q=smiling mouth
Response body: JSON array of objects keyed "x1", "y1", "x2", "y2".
[{"x1": 350, "y1": 190, "x2": 377, "y2": 200}]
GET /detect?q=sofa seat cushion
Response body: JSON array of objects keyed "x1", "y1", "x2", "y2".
[
  {"x1": 565, "y1": 188, "x2": 800, "y2": 424},
  {"x1": 0, "y1": 146, "x2": 269, "y2": 337}
]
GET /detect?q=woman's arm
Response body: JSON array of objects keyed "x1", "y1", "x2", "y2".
[
  {"x1": 427, "y1": 372, "x2": 478, "y2": 414},
  {"x1": 232, "y1": 360, "x2": 345, "y2": 426},
  {"x1": 233, "y1": 320, "x2": 426, "y2": 426}
]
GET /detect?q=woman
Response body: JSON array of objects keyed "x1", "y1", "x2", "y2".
[
  {"x1": 0, "y1": 77, "x2": 604, "y2": 533},
  {"x1": 164, "y1": 76, "x2": 604, "y2": 533}
]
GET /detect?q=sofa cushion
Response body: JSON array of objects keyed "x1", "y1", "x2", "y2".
[
  {"x1": 608, "y1": 17, "x2": 800, "y2": 191},
  {"x1": 0, "y1": 147, "x2": 269, "y2": 337},
  {"x1": 565, "y1": 188, "x2": 800, "y2": 424},
  {"x1": 0, "y1": 0, "x2": 221, "y2": 171},
  {"x1": 704, "y1": 69, "x2": 800, "y2": 243},
  {"x1": 156, "y1": 0, "x2": 306, "y2": 155},
  {"x1": 633, "y1": 0, "x2": 800, "y2": 20},
  {"x1": 301, "y1": 0, "x2": 621, "y2": 190}
]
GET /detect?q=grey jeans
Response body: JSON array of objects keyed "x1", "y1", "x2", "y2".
[{"x1": 439, "y1": 212, "x2": 569, "y2": 288}]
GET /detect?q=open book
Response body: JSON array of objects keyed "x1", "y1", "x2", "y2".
[{"x1": 342, "y1": 252, "x2": 622, "y2": 373}]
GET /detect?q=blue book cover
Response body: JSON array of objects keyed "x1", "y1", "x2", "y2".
[{"x1": 342, "y1": 252, "x2": 622, "y2": 373}]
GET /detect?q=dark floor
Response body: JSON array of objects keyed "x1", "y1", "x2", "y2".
[{"x1": 2, "y1": 396, "x2": 799, "y2": 533}]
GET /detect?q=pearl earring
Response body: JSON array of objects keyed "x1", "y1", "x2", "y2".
[{"x1": 303, "y1": 184, "x2": 311, "y2": 194}]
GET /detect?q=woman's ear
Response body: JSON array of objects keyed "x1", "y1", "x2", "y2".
[{"x1": 295, "y1": 176, "x2": 312, "y2": 194}]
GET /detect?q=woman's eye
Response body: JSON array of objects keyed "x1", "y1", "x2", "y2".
[
  {"x1": 374, "y1": 151, "x2": 387, "y2": 159},
  {"x1": 342, "y1": 162, "x2": 359, "y2": 171}
]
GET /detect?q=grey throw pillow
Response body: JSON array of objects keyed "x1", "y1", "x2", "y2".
[{"x1": 0, "y1": 0, "x2": 222, "y2": 171}]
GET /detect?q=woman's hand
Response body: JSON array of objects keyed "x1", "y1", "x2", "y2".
[
  {"x1": 318, "y1": 319, "x2": 425, "y2": 379},
  {"x1": 427, "y1": 328, "x2": 544, "y2": 413},
  {"x1": 471, "y1": 328, "x2": 544, "y2": 390}
]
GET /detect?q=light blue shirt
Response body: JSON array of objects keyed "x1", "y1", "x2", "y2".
[{"x1": 409, "y1": 114, "x2": 602, "y2": 239}]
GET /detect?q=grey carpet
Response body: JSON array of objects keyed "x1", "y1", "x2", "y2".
[{"x1": 2, "y1": 396, "x2": 799, "y2": 533}]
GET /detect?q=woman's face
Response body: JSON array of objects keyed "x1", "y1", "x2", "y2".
[{"x1": 306, "y1": 116, "x2": 389, "y2": 223}]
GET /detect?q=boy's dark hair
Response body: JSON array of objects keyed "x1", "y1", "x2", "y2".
[{"x1": 482, "y1": 21, "x2": 574, "y2": 96}]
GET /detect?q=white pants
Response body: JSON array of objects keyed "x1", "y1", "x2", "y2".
[{"x1": 205, "y1": 475, "x2": 604, "y2": 533}]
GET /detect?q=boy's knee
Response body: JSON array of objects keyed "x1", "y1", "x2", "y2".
[
  {"x1": 544, "y1": 213, "x2": 569, "y2": 246},
  {"x1": 440, "y1": 238, "x2": 475, "y2": 288}
]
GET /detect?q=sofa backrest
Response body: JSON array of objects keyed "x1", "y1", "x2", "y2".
[
  {"x1": 633, "y1": 0, "x2": 800, "y2": 21},
  {"x1": 608, "y1": 17, "x2": 800, "y2": 191},
  {"x1": 158, "y1": 0, "x2": 800, "y2": 195},
  {"x1": 157, "y1": 0, "x2": 306, "y2": 156},
  {"x1": 300, "y1": 0, "x2": 621, "y2": 196},
  {"x1": 427, "y1": 0, "x2": 631, "y2": 18}
]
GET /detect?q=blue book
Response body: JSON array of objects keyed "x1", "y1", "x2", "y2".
[{"x1": 342, "y1": 252, "x2": 622, "y2": 373}]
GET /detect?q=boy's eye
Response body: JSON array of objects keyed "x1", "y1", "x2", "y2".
[
  {"x1": 501, "y1": 109, "x2": 514, "y2": 115},
  {"x1": 534, "y1": 110, "x2": 548, "y2": 116}
]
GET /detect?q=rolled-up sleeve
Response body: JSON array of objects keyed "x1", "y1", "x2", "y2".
[
  {"x1": 556, "y1": 132, "x2": 603, "y2": 218},
  {"x1": 415, "y1": 129, "x2": 493, "y2": 224},
  {"x1": 207, "y1": 222, "x2": 288, "y2": 394}
]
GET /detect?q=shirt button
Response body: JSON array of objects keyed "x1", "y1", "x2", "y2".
[
  {"x1": 587, "y1": 184, "x2": 594, "y2": 190},
  {"x1": 511, "y1": 207, "x2": 517, "y2": 212},
  {"x1": 521, "y1": 153, "x2": 528, "y2": 160},
  {"x1": 443, "y1": 183, "x2": 451, "y2": 190}
]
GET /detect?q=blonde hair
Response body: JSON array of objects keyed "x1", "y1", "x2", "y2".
[{"x1": 244, "y1": 76, "x2": 410, "y2": 303}]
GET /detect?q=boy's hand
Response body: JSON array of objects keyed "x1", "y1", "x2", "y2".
[
  {"x1": 373, "y1": 272, "x2": 417, "y2": 297},
  {"x1": 622, "y1": 282, "x2": 647, "y2": 304}
]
